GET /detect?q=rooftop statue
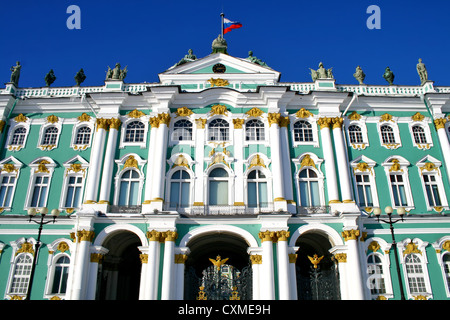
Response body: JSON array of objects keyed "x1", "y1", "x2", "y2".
[
  {"x1": 74, "y1": 68, "x2": 86, "y2": 86},
  {"x1": 245, "y1": 51, "x2": 269, "y2": 68},
  {"x1": 45, "y1": 69, "x2": 56, "y2": 87},
  {"x1": 212, "y1": 34, "x2": 228, "y2": 54},
  {"x1": 106, "y1": 63, "x2": 127, "y2": 81},
  {"x1": 416, "y1": 58, "x2": 428, "y2": 85},
  {"x1": 175, "y1": 49, "x2": 197, "y2": 67},
  {"x1": 9, "y1": 61, "x2": 21, "y2": 86},
  {"x1": 353, "y1": 66, "x2": 365, "y2": 85},
  {"x1": 310, "y1": 62, "x2": 333, "y2": 81},
  {"x1": 383, "y1": 67, "x2": 394, "y2": 85}
]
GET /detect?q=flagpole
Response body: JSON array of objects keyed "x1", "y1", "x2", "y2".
[{"x1": 220, "y1": 12, "x2": 224, "y2": 38}]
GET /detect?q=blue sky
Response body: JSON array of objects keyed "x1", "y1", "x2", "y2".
[{"x1": 1, "y1": 0, "x2": 449, "y2": 88}]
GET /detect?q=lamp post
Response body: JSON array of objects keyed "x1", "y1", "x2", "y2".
[
  {"x1": 26, "y1": 207, "x2": 60, "y2": 300},
  {"x1": 373, "y1": 206, "x2": 406, "y2": 300}
]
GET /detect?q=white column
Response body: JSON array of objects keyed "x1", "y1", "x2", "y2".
[
  {"x1": 268, "y1": 114, "x2": 286, "y2": 210},
  {"x1": 138, "y1": 248, "x2": 148, "y2": 300},
  {"x1": 193, "y1": 118, "x2": 206, "y2": 207},
  {"x1": 258, "y1": 231, "x2": 275, "y2": 299},
  {"x1": 145, "y1": 230, "x2": 161, "y2": 299},
  {"x1": 98, "y1": 118, "x2": 120, "y2": 203},
  {"x1": 435, "y1": 119, "x2": 450, "y2": 185},
  {"x1": 280, "y1": 125, "x2": 295, "y2": 212},
  {"x1": 248, "y1": 252, "x2": 262, "y2": 300},
  {"x1": 85, "y1": 247, "x2": 108, "y2": 300},
  {"x1": 233, "y1": 119, "x2": 245, "y2": 205},
  {"x1": 332, "y1": 118, "x2": 353, "y2": 202},
  {"x1": 342, "y1": 229, "x2": 365, "y2": 300},
  {"x1": 332, "y1": 251, "x2": 349, "y2": 300},
  {"x1": 70, "y1": 229, "x2": 94, "y2": 300},
  {"x1": 143, "y1": 121, "x2": 158, "y2": 205},
  {"x1": 161, "y1": 231, "x2": 177, "y2": 300},
  {"x1": 276, "y1": 231, "x2": 291, "y2": 300},
  {"x1": 84, "y1": 119, "x2": 108, "y2": 203},
  {"x1": 174, "y1": 249, "x2": 189, "y2": 300},
  {"x1": 318, "y1": 117, "x2": 340, "y2": 203},
  {"x1": 288, "y1": 250, "x2": 298, "y2": 300},
  {"x1": 150, "y1": 114, "x2": 170, "y2": 210}
]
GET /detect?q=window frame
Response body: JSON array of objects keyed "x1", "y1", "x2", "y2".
[
  {"x1": 207, "y1": 117, "x2": 231, "y2": 143},
  {"x1": 113, "y1": 154, "x2": 146, "y2": 207},
  {"x1": 382, "y1": 157, "x2": 414, "y2": 210},
  {"x1": 416, "y1": 156, "x2": 448, "y2": 212},
  {"x1": 245, "y1": 119, "x2": 266, "y2": 143},
  {"x1": 377, "y1": 120, "x2": 401, "y2": 149},
  {"x1": 171, "y1": 118, "x2": 194, "y2": 144},
  {"x1": 38, "y1": 121, "x2": 62, "y2": 151},
  {"x1": 24, "y1": 157, "x2": 56, "y2": 210},
  {"x1": 291, "y1": 119, "x2": 319, "y2": 147},
  {"x1": 0, "y1": 156, "x2": 23, "y2": 211},
  {"x1": 166, "y1": 168, "x2": 193, "y2": 211},
  {"x1": 344, "y1": 115, "x2": 369, "y2": 150},
  {"x1": 119, "y1": 116, "x2": 149, "y2": 149},
  {"x1": 433, "y1": 236, "x2": 450, "y2": 298},
  {"x1": 206, "y1": 165, "x2": 233, "y2": 207},
  {"x1": 6, "y1": 121, "x2": 31, "y2": 151},
  {"x1": 409, "y1": 118, "x2": 433, "y2": 150},
  {"x1": 44, "y1": 239, "x2": 74, "y2": 300}
]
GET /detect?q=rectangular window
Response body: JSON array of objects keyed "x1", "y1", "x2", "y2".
[
  {"x1": 356, "y1": 173, "x2": 373, "y2": 207},
  {"x1": 0, "y1": 175, "x2": 16, "y2": 207},
  {"x1": 209, "y1": 181, "x2": 228, "y2": 205},
  {"x1": 31, "y1": 176, "x2": 49, "y2": 207},
  {"x1": 423, "y1": 174, "x2": 442, "y2": 207},
  {"x1": 390, "y1": 174, "x2": 408, "y2": 207},
  {"x1": 64, "y1": 176, "x2": 83, "y2": 208}
]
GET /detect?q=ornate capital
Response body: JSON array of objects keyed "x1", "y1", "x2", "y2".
[
  {"x1": 77, "y1": 230, "x2": 95, "y2": 243},
  {"x1": 331, "y1": 117, "x2": 343, "y2": 129},
  {"x1": 139, "y1": 254, "x2": 148, "y2": 264},
  {"x1": 268, "y1": 113, "x2": 281, "y2": 126},
  {"x1": 174, "y1": 254, "x2": 188, "y2": 264},
  {"x1": 109, "y1": 118, "x2": 122, "y2": 130},
  {"x1": 158, "y1": 113, "x2": 171, "y2": 126},
  {"x1": 90, "y1": 253, "x2": 105, "y2": 263},
  {"x1": 317, "y1": 117, "x2": 332, "y2": 129},
  {"x1": 149, "y1": 116, "x2": 159, "y2": 128},
  {"x1": 162, "y1": 230, "x2": 178, "y2": 242},
  {"x1": 341, "y1": 229, "x2": 360, "y2": 241},
  {"x1": 147, "y1": 230, "x2": 162, "y2": 242},
  {"x1": 434, "y1": 118, "x2": 447, "y2": 130},
  {"x1": 275, "y1": 230, "x2": 290, "y2": 242},
  {"x1": 250, "y1": 254, "x2": 262, "y2": 264},
  {"x1": 258, "y1": 230, "x2": 276, "y2": 242},
  {"x1": 96, "y1": 118, "x2": 110, "y2": 131},
  {"x1": 288, "y1": 253, "x2": 298, "y2": 263},
  {"x1": 279, "y1": 116, "x2": 290, "y2": 127},
  {"x1": 334, "y1": 253, "x2": 347, "y2": 263},
  {"x1": 196, "y1": 118, "x2": 207, "y2": 129},
  {"x1": 233, "y1": 118, "x2": 245, "y2": 129}
]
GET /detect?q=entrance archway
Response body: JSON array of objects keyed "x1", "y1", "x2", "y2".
[
  {"x1": 96, "y1": 231, "x2": 142, "y2": 300},
  {"x1": 184, "y1": 231, "x2": 252, "y2": 300},
  {"x1": 294, "y1": 231, "x2": 341, "y2": 300}
]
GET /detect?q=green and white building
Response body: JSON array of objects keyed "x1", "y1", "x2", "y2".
[{"x1": 0, "y1": 37, "x2": 450, "y2": 300}]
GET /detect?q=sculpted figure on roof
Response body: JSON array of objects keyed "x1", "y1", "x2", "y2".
[
  {"x1": 245, "y1": 51, "x2": 269, "y2": 68},
  {"x1": 175, "y1": 49, "x2": 197, "y2": 67},
  {"x1": 310, "y1": 62, "x2": 333, "y2": 81},
  {"x1": 416, "y1": 58, "x2": 428, "y2": 85}
]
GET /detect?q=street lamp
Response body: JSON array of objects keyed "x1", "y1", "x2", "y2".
[
  {"x1": 26, "y1": 207, "x2": 60, "y2": 300},
  {"x1": 373, "y1": 206, "x2": 406, "y2": 300}
]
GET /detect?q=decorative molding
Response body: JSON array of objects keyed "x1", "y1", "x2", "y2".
[
  {"x1": 127, "y1": 109, "x2": 145, "y2": 118},
  {"x1": 341, "y1": 229, "x2": 360, "y2": 241},
  {"x1": 208, "y1": 78, "x2": 229, "y2": 87},
  {"x1": 295, "y1": 108, "x2": 313, "y2": 118},
  {"x1": 246, "y1": 107, "x2": 264, "y2": 118},
  {"x1": 77, "y1": 113, "x2": 91, "y2": 122},
  {"x1": 233, "y1": 118, "x2": 245, "y2": 129},
  {"x1": 175, "y1": 107, "x2": 194, "y2": 117},
  {"x1": 434, "y1": 118, "x2": 446, "y2": 130}
]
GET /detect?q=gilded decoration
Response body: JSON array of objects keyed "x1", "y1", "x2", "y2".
[
  {"x1": 0, "y1": 120, "x2": 5, "y2": 133},
  {"x1": 139, "y1": 254, "x2": 148, "y2": 264},
  {"x1": 172, "y1": 154, "x2": 190, "y2": 169},
  {"x1": 412, "y1": 112, "x2": 425, "y2": 122},
  {"x1": 268, "y1": 113, "x2": 281, "y2": 126},
  {"x1": 388, "y1": 159, "x2": 403, "y2": 172},
  {"x1": 14, "y1": 113, "x2": 28, "y2": 123},
  {"x1": 246, "y1": 107, "x2": 264, "y2": 118},
  {"x1": 258, "y1": 230, "x2": 276, "y2": 243},
  {"x1": 300, "y1": 154, "x2": 316, "y2": 169},
  {"x1": 96, "y1": 118, "x2": 110, "y2": 131},
  {"x1": 1, "y1": 163, "x2": 18, "y2": 174},
  {"x1": 147, "y1": 230, "x2": 162, "y2": 242},
  {"x1": 175, "y1": 254, "x2": 188, "y2": 264},
  {"x1": 348, "y1": 111, "x2": 361, "y2": 121},
  {"x1": 353, "y1": 162, "x2": 373, "y2": 175},
  {"x1": 288, "y1": 253, "x2": 298, "y2": 263},
  {"x1": 279, "y1": 116, "x2": 290, "y2": 127},
  {"x1": 57, "y1": 242, "x2": 69, "y2": 253},
  {"x1": 442, "y1": 241, "x2": 450, "y2": 252},
  {"x1": 368, "y1": 241, "x2": 381, "y2": 253},
  {"x1": 419, "y1": 162, "x2": 439, "y2": 175},
  {"x1": 250, "y1": 255, "x2": 262, "y2": 264},
  {"x1": 207, "y1": 78, "x2": 229, "y2": 87},
  {"x1": 209, "y1": 255, "x2": 229, "y2": 270},
  {"x1": 197, "y1": 286, "x2": 207, "y2": 300},
  {"x1": 16, "y1": 241, "x2": 34, "y2": 256},
  {"x1": 162, "y1": 231, "x2": 178, "y2": 242},
  {"x1": 342, "y1": 229, "x2": 360, "y2": 241},
  {"x1": 295, "y1": 108, "x2": 313, "y2": 118},
  {"x1": 248, "y1": 154, "x2": 266, "y2": 169},
  {"x1": 77, "y1": 113, "x2": 91, "y2": 122},
  {"x1": 210, "y1": 104, "x2": 228, "y2": 116},
  {"x1": 123, "y1": 155, "x2": 139, "y2": 171},
  {"x1": 233, "y1": 118, "x2": 245, "y2": 129},
  {"x1": 379, "y1": 113, "x2": 394, "y2": 122},
  {"x1": 196, "y1": 118, "x2": 207, "y2": 129},
  {"x1": 229, "y1": 287, "x2": 240, "y2": 300},
  {"x1": 127, "y1": 109, "x2": 145, "y2": 118},
  {"x1": 317, "y1": 117, "x2": 332, "y2": 129},
  {"x1": 334, "y1": 253, "x2": 347, "y2": 263},
  {"x1": 91, "y1": 253, "x2": 105, "y2": 263},
  {"x1": 47, "y1": 115, "x2": 59, "y2": 124},
  {"x1": 403, "y1": 241, "x2": 421, "y2": 256},
  {"x1": 35, "y1": 160, "x2": 51, "y2": 173},
  {"x1": 308, "y1": 254, "x2": 324, "y2": 269},
  {"x1": 434, "y1": 118, "x2": 447, "y2": 130},
  {"x1": 76, "y1": 230, "x2": 95, "y2": 243},
  {"x1": 209, "y1": 152, "x2": 229, "y2": 168},
  {"x1": 275, "y1": 230, "x2": 290, "y2": 241},
  {"x1": 175, "y1": 107, "x2": 194, "y2": 117},
  {"x1": 109, "y1": 118, "x2": 122, "y2": 130},
  {"x1": 332, "y1": 117, "x2": 343, "y2": 129},
  {"x1": 158, "y1": 113, "x2": 171, "y2": 126},
  {"x1": 66, "y1": 163, "x2": 86, "y2": 177}
]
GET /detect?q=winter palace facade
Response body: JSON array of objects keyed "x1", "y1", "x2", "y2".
[{"x1": 1, "y1": 38, "x2": 450, "y2": 300}]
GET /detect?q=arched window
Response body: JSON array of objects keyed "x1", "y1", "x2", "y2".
[
  {"x1": 51, "y1": 255, "x2": 70, "y2": 294},
  {"x1": 380, "y1": 125, "x2": 396, "y2": 144},
  {"x1": 11, "y1": 127, "x2": 27, "y2": 146},
  {"x1": 8, "y1": 253, "x2": 33, "y2": 295},
  {"x1": 208, "y1": 119, "x2": 229, "y2": 141},
  {"x1": 298, "y1": 168, "x2": 320, "y2": 207},
  {"x1": 75, "y1": 126, "x2": 91, "y2": 145},
  {"x1": 118, "y1": 169, "x2": 140, "y2": 206},
  {"x1": 124, "y1": 121, "x2": 145, "y2": 143},
  {"x1": 412, "y1": 125, "x2": 427, "y2": 144},
  {"x1": 405, "y1": 254, "x2": 427, "y2": 295},
  {"x1": 245, "y1": 119, "x2": 265, "y2": 141},
  {"x1": 42, "y1": 127, "x2": 59, "y2": 145},
  {"x1": 208, "y1": 168, "x2": 229, "y2": 205},
  {"x1": 293, "y1": 120, "x2": 313, "y2": 142},
  {"x1": 348, "y1": 125, "x2": 363, "y2": 144},
  {"x1": 247, "y1": 169, "x2": 268, "y2": 208},
  {"x1": 172, "y1": 119, "x2": 193, "y2": 141},
  {"x1": 169, "y1": 170, "x2": 190, "y2": 208},
  {"x1": 367, "y1": 253, "x2": 386, "y2": 295}
]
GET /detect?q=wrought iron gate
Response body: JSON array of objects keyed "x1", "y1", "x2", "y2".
[
  {"x1": 185, "y1": 256, "x2": 252, "y2": 300},
  {"x1": 296, "y1": 254, "x2": 340, "y2": 300}
]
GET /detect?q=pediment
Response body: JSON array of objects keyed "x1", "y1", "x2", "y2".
[{"x1": 159, "y1": 53, "x2": 281, "y2": 85}]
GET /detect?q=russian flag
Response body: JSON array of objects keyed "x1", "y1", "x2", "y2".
[{"x1": 223, "y1": 18, "x2": 242, "y2": 34}]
